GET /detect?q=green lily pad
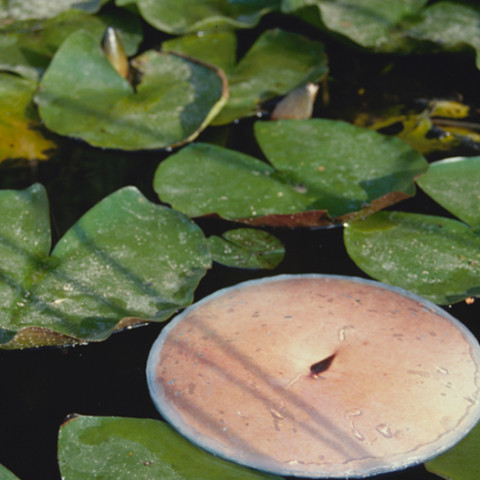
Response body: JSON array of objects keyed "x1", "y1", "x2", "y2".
[
  {"x1": 164, "y1": 29, "x2": 328, "y2": 125},
  {"x1": 58, "y1": 415, "x2": 280, "y2": 480},
  {"x1": 122, "y1": 0, "x2": 280, "y2": 34},
  {"x1": 425, "y1": 421, "x2": 480, "y2": 480},
  {"x1": 115, "y1": 0, "x2": 140, "y2": 14},
  {"x1": 0, "y1": 184, "x2": 211, "y2": 349},
  {"x1": 208, "y1": 228, "x2": 285, "y2": 269},
  {"x1": 407, "y1": 1, "x2": 480, "y2": 70},
  {"x1": 0, "y1": 0, "x2": 107, "y2": 22},
  {"x1": 35, "y1": 30, "x2": 227, "y2": 150},
  {"x1": 0, "y1": 73, "x2": 56, "y2": 167},
  {"x1": 255, "y1": 119, "x2": 427, "y2": 217},
  {"x1": 155, "y1": 119, "x2": 427, "y2": 226},
  {"x1": 154, "y1": 142, "x2": 315, "y2": 222},
  {"x1": 416, "y1": 156, "x2": 480, "y2": 231},
  {"x1": 0, "y1": 464, "x2": 20, "y2": 480},
  {"x1": 163, "y1": 31, "x2": 237, "y2": 74},
  {"x1": 344, "y1": 211, "x2": 480, "y2": 304},
  {"x1": 281, "y1": 0, "x2": 427, "y2": 51},
  {"x1": 0, "y1": 10, "x2": 143, "y2": 81}
]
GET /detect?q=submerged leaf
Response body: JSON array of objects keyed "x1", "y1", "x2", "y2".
[
  {"x1": 35, "y1": 30, "x2": 227, "y2": 150},
  {"x1": 354, "y1": 100, "x2": 480, "y2": 155},
  {"x1": 344, "y1": 211, "x2": 480, "y2": 304},
  {"x1": 58, "y1": 415, "x2": 280, "y2": 480},
  {"x1": 0, "y1": 73, "x2": 56, "y2": 167},
  {"x1": 417, "y1": 156, "x2": 480, "y2": 231},
  {"x1": 164, "y1": 29, "x2": 328, "y2": 125},
  {"x1": 208, "y1": 228, "x2": 285, "y2": 269},
  {"x1": 124, "y1": 0, "x2": 280, "y2": 34},
  {"x1": 0, "y1": 185, "x2": 211, "y2": 349}
]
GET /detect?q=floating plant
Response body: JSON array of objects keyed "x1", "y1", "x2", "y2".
[
  {"x1": 0, "y1": 184, "x2": 211, "y2": 348},
  {"x1": 345, "y1": 156, "x2": 480, "y2": 304},
  {"x1": 35, "y1": 29, "x2": 227, "y2": 150},
  {"x1": 147, "y1": 274, "x2": 480, "y2": 477},
  {"x1": 163, "y1": 29, "x2": 328, "y2": 125},
  {"x1": 154, "y1": 119, "x2": 428, "y2": 226}
]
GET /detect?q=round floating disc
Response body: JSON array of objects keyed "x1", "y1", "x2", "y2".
[{"x1": 147, "y1": 275, "x2": 480, "y2": 478}]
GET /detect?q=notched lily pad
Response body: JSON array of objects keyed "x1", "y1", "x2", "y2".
[
  {"x1": 35, "y1": 30, "x2": 227, "y2": 150},
  {"x1": 416, "y1": 156, "x2": 480, "y2": 231},
  {"x1": 208, "y1": 228, "x2": 285, "y2": 269},
  {"x1": 0, "y1": 184, "x2": 211, "y2": 349},
  {"x1": 123, "y1": 0, "x2": 280, "y2": 34},
  {"x1": 155, "y1": 119, "x2": 427, "y2": 227},
  {"x1": 164, "y1": 29, "x2": 328, "y2": 125},
  {"x1": 58, "y1": 415, "x2": 281, "y2": 480},
  {"x1": 344, "y1": 211, "x2": 480, "y2": 304},
  {"x1": 0, "y1": 73, "x2": 56, "y2": 167}
]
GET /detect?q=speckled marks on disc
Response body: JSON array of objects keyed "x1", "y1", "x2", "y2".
[{"x1": 147, "y1": 274, "x2": 480, "y2": 478}]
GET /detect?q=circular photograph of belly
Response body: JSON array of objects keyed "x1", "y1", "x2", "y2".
[{"x1": 146, "y1": 274, "x2": 480, "y2": 478}]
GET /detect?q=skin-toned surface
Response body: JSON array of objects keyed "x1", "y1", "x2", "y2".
[{"x1": 147, "y1": 275, "x2": 480, "y2": 478}]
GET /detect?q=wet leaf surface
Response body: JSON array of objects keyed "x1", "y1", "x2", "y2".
[
  {"x1": 406, "y1": 1, "x2": 480, "y2": 69},
  {"x1": 282, "y1": 0, "x2": 480, "y2": 70},
  {"x1": 163, "y1": 31, "x2": 237, "y2": 75},
  {"x1": 416, "y1": 156, "x2": 480, "y2": 231},
  {"x1": 0, "y1": 0, "x2": 107, "y2": 22},
  {"x1": 154, "y1": 142, "x2": 315, "y2": 221},
  {"x1": 426, "y1": 421, "x2": 480, "y2": 480},
  {"x1": 58, "y1": 415, "x2": 281, "y2": 480},
  {"x1": 0, "y1": 10, "x2": 143, "y2": 80},
  {"x1": 124, "y1": 0, "x2": 280, "y2": 34},
  {"x1": 281, "y1": 0, "x2": 427, "y2": 51},
  {"x1": 344, "y1": 211, "x2": 480, "y2": 304},
  {"x1": 164, "y1": 29, "x2": 328, "y2": 125},
  {"x1": 0, "y1": 74, "x2": 56, "y2": 167},
  {"x1": 155, "y1": 120, "x2": 427, "y2": 226},
  {"x1": 207, "y1": 228, "x2": 285, "y2": 269},
  {"x1": 255, "y1": 119, "x2": 427, "y2": 217},
  {"x1": 0, "y1": 463, "x2": 21, "y2": 479},
  {"x1": 0, "y1": 185, "x2": 211, "y2": 349},
  {"x1": 35, "y1": 30, "x2": 227, "y2": 150}
]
